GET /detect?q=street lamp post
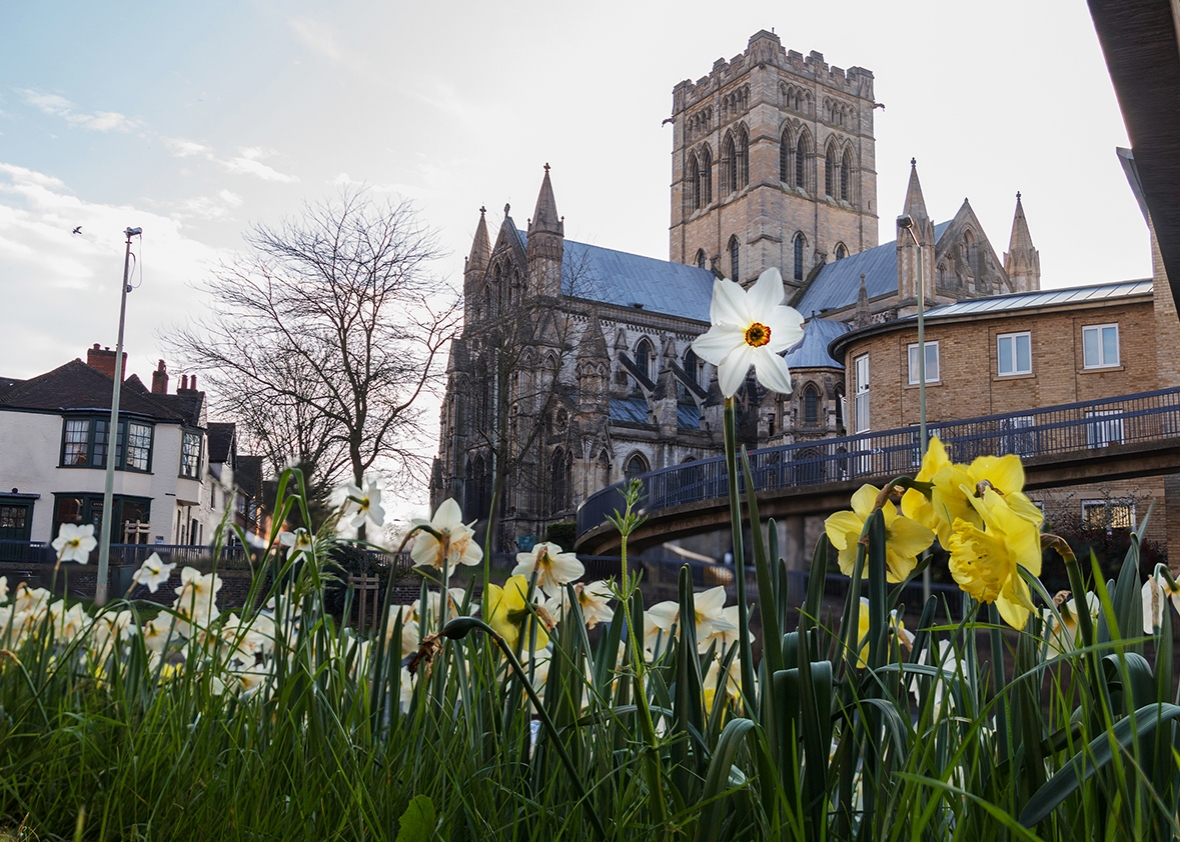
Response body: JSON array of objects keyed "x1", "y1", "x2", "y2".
[
  {"x1": 896, "y1": 214, "x2": 930, "y2": 602},
  {"x1": 95, "y1": 226, "x2": 141, "y2": 607}
]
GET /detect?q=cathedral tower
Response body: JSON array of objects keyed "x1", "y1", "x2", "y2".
[{"x1": 669, "y1": 30, "x2": 879, "y2": 291}]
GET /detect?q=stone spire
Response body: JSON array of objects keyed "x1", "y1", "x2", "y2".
[
  {"x1": 526, "y1": 164, "x2": 565, "y2": 297},
  {"x1": 1003, "y1": 192, "x2": 1040, "y2": 292},
  {"x1": 896, "y1": 158, "x2": 935, "y2": 311},
  {"x1": 466, "y1": 206, "x2": 491, "y2": 274},
  {"x1": 902, "y1": 157, "x2": 929, "y2": 222}
]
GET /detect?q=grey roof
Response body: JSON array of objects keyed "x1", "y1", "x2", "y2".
[
  {"x1": 921, "y1": 280, "x2": 1153, "y2": 319},
  {"x1": 794, "y1": 221, "x2": 951, "y2": 316},
  {"x1": 785, "y1": 318, "x2": 849, "y2": 369},
  {"x1": 518, "y1": 230, "x2": 715, "y2": 322},
  {"x1": 609, "y1": 397, "x2": 650, "y2": 424}
]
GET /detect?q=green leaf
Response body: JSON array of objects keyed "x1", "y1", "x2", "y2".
[
  {"x1": 694, "y1": 718, "x2": 757, "y2": 842},
  {"x1": 395, "y1": 794, "x2": 436, "y2": 842},
  {"x1": 1019, "y1": 703, "x2": 1180, "y2": 827}
]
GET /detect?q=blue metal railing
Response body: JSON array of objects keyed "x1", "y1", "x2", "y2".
[{"x1": 577, "y1": 386, "x2": 1180, "y2": 538}]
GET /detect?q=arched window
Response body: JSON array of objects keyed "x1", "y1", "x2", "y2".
[
  {"x1": 695, "y1": 249, "x2": 707, "y2": 269},
  {"x1": 825, "y1": 144, "x2": 838, "y2": 197},
  {"x1": 698, "y1": 145, "x2": 712, "y2": 206},
  {"x1": 793, "y1": 232, "x2": 806, "y2": 281},
  {"x1": 635, "y1": 338, "x2": 654, "y2": 381},
  {"x1": 684, "y1": 348, "x2": 700, "y2": 384},
  {"x1": 728, "y1": 236, "x2": 740, "y2": 281},
  {"x1": 721, "y1": 131, "x2": 736, "y2": 195},
  {"x1": 736, "y1": 126, "x2": 749, "y2": 189},
  {"x1": 795, "y1": 133, "x2": 808, "y2": 189},
  {"x1": 835, "y1": 243, "x2": 848, "y2": 260},
  {"x1": 624, "y1": 453, "x2": 648, "y2": 484},
  {"x1": 687, "y1": 154, "x2": 701, "y2": 210},
  {"x1": 779, "y1": 129, "x2": 791, "y2": 182},
  {"x1": 840, "y1": 151, "x2": 851, "y2": 202},
  {"x1": 551, "y1": 448, "x2": 572, "y2": 513},
  {"x1": 803, "y1": 385, "x2": 820, "y2": 424}
]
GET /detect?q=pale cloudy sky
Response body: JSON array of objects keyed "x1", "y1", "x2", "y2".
[{"x1": 0, "y1": 1, "x2": 1147, "y2": 511}]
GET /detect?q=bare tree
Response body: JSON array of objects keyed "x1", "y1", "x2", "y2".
[{"x1": 173, "y1": 190, "x2": 459, "y2": 518}]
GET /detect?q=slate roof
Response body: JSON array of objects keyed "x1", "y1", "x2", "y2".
[
  {"x1": 677, "y1": 403, "x2": 701, "y2": 429},
  {"x1": 784, "y1": 318, "x2": 849, "y2": 369},
  {"x1": 0, "y1": 377, "x2": 23, "y2": 399},
  {"x1": 794, "y1": 221, "x2": 951, "y2": 316},
  {"x1": 517, "y1": 230, "x2": 716, "y2": 322},
  {"x1": 609, "y1": 397, "x2": 651, "y2": 425},
  {"x1": 207, "y1": 422, "x2": 237, "y2": 464},
  {"x1": 0, "y1": 359, "x2": 188, "y2": 421}
]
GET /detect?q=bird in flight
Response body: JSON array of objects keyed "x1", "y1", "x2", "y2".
[{"x1": 71, "y1": 226, "x2": 82, "y2": 235}]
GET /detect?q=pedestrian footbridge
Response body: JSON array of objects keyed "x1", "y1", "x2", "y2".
[{"x1": 575, "y1": 387, "x2": 1180, "y2": 555}]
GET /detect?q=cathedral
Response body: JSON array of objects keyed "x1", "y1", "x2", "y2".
[{"x1": 430, "y1": 29, "x2": 1039, "y2": 550}]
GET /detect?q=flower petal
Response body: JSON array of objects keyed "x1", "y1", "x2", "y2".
[
  {"x1": 747, "y1": 267, "x2": 786, "y2": 314},
  {"x1": 752, "y1": 348, "x2": 794, "y2": 394},
  {"x1": 691, "y1": 324, "x2": 745, "y2": 365},
  {"x1": 717, "y1": 344, "x2": 755, "y2": 397},
  {"x1": 710, "y1": 278, "x2": 751, "y2": 326}
]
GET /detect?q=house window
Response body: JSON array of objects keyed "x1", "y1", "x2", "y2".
[
  {"x1": 1087, "y1": 409, "x2": 1125, "y2": 448},
  {"x1": 52, "y1": 493, "x2": 151, "y2": 545},
  {"x1": 907, "y1": 341, "x2": 940, "y2": 384},
  {"x1": 1082, "y1": 324, "x2": 1119, "y2": 368},
  {"x1": 59, "y1": 417, "x2": 153, "y2": 472},
  {"x1": 854, "y1": 354, "x2": 870, "y2": 432},
  {"x1": 1081, "y1": 499, "x2": 1135, "y2": 531},
  {"x1": 997, "y1": 332, "x2": 1032, "y2": 376},
  {"x1": 180, "y1": 430, "x2": 203, "y2": 478}
]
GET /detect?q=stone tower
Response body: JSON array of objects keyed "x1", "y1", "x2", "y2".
[
  {"x1": 527, "y1": 164, "x2": 564, "y2": 298},
  {"x1": 669, "y1": 30, "x2": 879, "y2": 291}
]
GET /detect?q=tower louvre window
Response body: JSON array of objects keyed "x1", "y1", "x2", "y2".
[
  {"x1": 688, "y1": 154, "x2": 701, "y2": 210},
  {"x1": 698, "y1": 145, "x2": 712, "y2": 206},
  {"x1": 840, "y1": 150, "x2": 851, "y2": 201},
  {"x1": 729, "y1": 236, "x2": 740, "y2": 280},
  {"x1": 721, "y1": 132, "x2": 736, "y2": 195},
  {"x1": 793, "y1": 233, "x2": 805, "y2": 281},
  {"x1": 736, "y1": 126, "x2": 749, "y2": 189},
  {"x1": 695, "y1": 249, "x2": 706, "y2": 269},
  {"x1": 795, "y1": 134, "x2": 808, "y2": 189},
  {"x1": 825, "y1": 145, "x2": 837, "y2": 197},
  {"x1": 779, "y1": 130, "x2": 790, "y2": 182}
]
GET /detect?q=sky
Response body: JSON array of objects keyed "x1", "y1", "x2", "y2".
[{"x1": 0, "y1": 0, "x2": 1149, "y2": 516}]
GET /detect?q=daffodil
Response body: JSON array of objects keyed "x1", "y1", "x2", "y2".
[
  {"x1": 703, "y1": 654, "x2": 743, "y2": 710},
  {"x1": 901, "y1": 437, "x2": 954, "y2": 537},
  {"x1": 1045, "y1": 591, "x2": 1099, "y2": 654},
  {"x1": 852, "y1": 597, "x2": 914, "y2": 668},
  {"x1": 513, "y1": 541, "x2": 584, "y2": 598},
  {"x1": 132, "y1": 552, "x2": 177, "y2": 593},
  {"x1": 640, "y1": 587, "x2": 736, "y2": 654},
  {"x1": 1141, "y1": 569, "x2": 1180, "y2": 633},
  {"x1": 279, "y1": 528, "x2": 314, "y2": 562},
  {"x1": 545, "y1": 580, "x2": 615, "y2": 629},
  {"x1": 946, "y1": 487, "x2": 1042, "y2": 629},
  {"x1": 825, "y1": 484, "x2": 935, "y2": 583},
  {"x1": 173, "y1": 567, "x2": 222, "y2": 633},
  {"x1": 0, "y1": 575, "x2": 8, "y2": 604},
  {"x1": 484, "y1": 574, "x2": 549, "y2": 651},
  {"x1": 409, "y1": 499, "x2": 482, "y2": 576},
  {"x1": 690, "y1": 267, "x2": 805, "y2": 397},
  {"x1": 343, "y1": 480, "x2": 385, "y2": 529},
  {"x1": 915, "y1": 447, "x2": 1042, "y2": 546},
  {"x1": 52, "y1": 523, "x2": 97, "y2": 564}
]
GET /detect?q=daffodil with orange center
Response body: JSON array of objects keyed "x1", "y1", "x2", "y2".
[{"x1": 825, "y1": 484, "x2": 935, "y2": 584}]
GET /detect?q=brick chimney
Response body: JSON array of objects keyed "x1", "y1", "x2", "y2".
[
  {"x1": 86, "y1": 344, "x2": 127, "y2": 380},
  {"x1": 151, "y1": 359, "x2": 169, "y2": 394}
]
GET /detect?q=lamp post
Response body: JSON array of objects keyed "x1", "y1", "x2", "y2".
[
  {"x1": 95, "y1": 226, "x2": 141, "y2": 607},
  {"x1": 896, "y1": 213, "x2": 930, "y2": 602}
]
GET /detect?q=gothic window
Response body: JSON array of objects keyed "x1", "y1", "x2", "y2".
[
  {"x1": 840, "y1": 150, "x2": 851, "y2": 202},
  {"x1": 736, "y1": 126, "x2": 749, "y2": 189},
  {"x1": 687, "y1": 153, "x2": 701, "y2": 210},
  {"x1": 721, "y1": 131, "x2": 736, "y2": 195},
  {"x1": 793, "y1": 232, "x2": 806, "y2": 281},
  {"x1": 698, "y1": 145, "x2": 713, "y2": 206},
  {"x1": 624, "y1": 453, "x2": 649, "y2": 485},
  {"x1": 695, "y1": 249, "x2": 707, "y2": 269},
  {"x1": 835, "y1": 243, "x2": 848, "y2": 260},
  {"x1": 635, "y1": 338, "x2": 654, "y2": 381},
  {"x1": 728, "y1": 236, "x2": 740, "y2": 280},
  {"x1": 803, "y1": 384, "x2": 820, "y2": 424},
  {"x1": 779, "y1": 128, "x2": 791, "y2": 182},
  {"x1": 550, "y1": 448, "x2": 572, "y2": 513},
  {"x1": 824, "y1": 143, "x2": 838, "y2": 197},
  {"x1": 795, "y1": 132, "x2": 809, "y2": 190},
  {"x1": 683, "y1": 348, "x2": 701, "y2": 385}
]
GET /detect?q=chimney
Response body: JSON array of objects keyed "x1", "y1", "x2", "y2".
[
  {"x1": 180, "y1": 374, "x2": 189, "y2": 390},
  {"x1": 86, "y1": 344, "x2": 127, "y2": 380},
  {"x1": 151, "y1": 360, "x2": 169, "y2": 394},
  {"x1": 190, "y1": 374, "x2": 197, "y2": 390}
]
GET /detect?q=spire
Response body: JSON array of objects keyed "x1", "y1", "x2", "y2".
[
  {"x1": 903, "y1": 157, "x2": 928, "y2": 222},
  {"x1": 1003, "y1": 191, "x2": 1040, "y2": 292},
  {"x1": 466, "y1": 206, "x2": 491, "y2": 274},
  {"x1": 528, "y1": 163, "x2": 563, "y2": 237}
]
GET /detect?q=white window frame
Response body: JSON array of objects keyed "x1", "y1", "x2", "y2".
[
  {"x1": 1000, "y1": 414, "x2": 1036, "y2": 457},
  {"x1": 1081, "y1": 499, "x2": 1135, "y2": 531},
  {"x1": 1082, "y1": 323, "x2": 1120, "y2": 369},
  {"x1": 854, "y1": 354, "x2": 870, "y2": 433},
  {"x1": 997, "y1": 331, "x2": 1032, "y2": 376},
  {"x1": 907, "y1": 341, "x2": 940, "y2": 384},
  {"x1": 1086, "y1": 409, "x2": 1125, "y2": 448}
]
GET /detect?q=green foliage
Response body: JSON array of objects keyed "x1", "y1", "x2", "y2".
[{"x1": 544, "y1": 520, "x2": 577, "y2": 548}]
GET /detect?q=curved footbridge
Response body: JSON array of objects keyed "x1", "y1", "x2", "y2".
[{"x1": 575, "y1": 387, "x2": 1180, "y2": 556}]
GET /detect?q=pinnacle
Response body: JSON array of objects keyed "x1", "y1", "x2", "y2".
[
  {"x1": 902, "y1": 159, "x2": 928, "y2": 222},
  {"x1": 529, "y1": 163, "x2": 563, "y2": 236}
]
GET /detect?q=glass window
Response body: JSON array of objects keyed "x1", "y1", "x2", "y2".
[
  {"x1": 1082, "y1": 500, "x2": 1134, "y2": 531},
  {"x1": 907, "y1": 341, "x2": 940, "y2": 384},
  {"x1": 729, "y1": 237, "x2": 739, "y2": 280},
  {"x1": 1082, "y1": 324, "x2": 1119, "y2": 368},
  {"x1": 1087, "y1": 409, "x2": 1125, "y2": 448},
  {"x1": 804, "y1": 387, "x2": 819, "y2": 424},
  {"x1": 181, "y1": 431, "x2": 202, "y2": 478},
  {"x1": 997, "y1": 332, "x2": 1032, "y2": 376},
  {"x1": 793, "y1": 233, "x2": 805, "y2": 281},
  {"x1": 63, "y1": 419, "x2": 90, "y2": 465},
  {"x1": 624, "y1": 454, "x2": 648, "y2": 484},
  {"x1": 854, "y1": 355, "x2": 870, "y2": 433},
  {"x1": 125, "y1": 422, "x2": 152, "y2": 471},
  {"x1": 59, "y1": 416, "x2": 152, "y2": 471}
]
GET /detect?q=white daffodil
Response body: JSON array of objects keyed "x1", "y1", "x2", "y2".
[
  {"x1": 546, "y1": 580, "x2": 615, "y2": 629},
  {"x1": 0, "y1": 576, "x2": 7, "y2": 604},
  {"x1": 132, "y1": 552, "x2": 177, "y2": 594},
  {"x1": 1142, "y1": 570, "x2": 1180, "y2": 633},
  {"x1": 52, "y1": 523, "x2": 98, "y2": 564},
  {"x1": 409, "y1": 499, "x2": 482, "y2": 576},
  {"x1": 173, "y1": 567, "x2": 222, "y2": 632},
  {"x1": 513, "y1": 542, "x2": 585, "y2": 598},
  {"x1": 703, "y1": 654, "x2": 743, "y2": 709},
  {"x1": 690, "y1": 267, "x2": 805, "y2": 397},
  {"x1": 697, "y1": 604, "x2": 751, "y2": 654},
  {"x1": 1045, "y1": 592, "x2": 1099, "y2": 654},
  {"x1": 278, "y1": 528, "x2": 314, "y2": 561},
  {"x1": 343, "y1": 480, "x2": 385, "y2": 529},
  {"x1": 141, "y1": 617, "x2": 175, "y2": 654}
]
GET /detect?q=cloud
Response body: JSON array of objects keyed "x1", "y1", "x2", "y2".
[
  {"x1": 17, "y1": 89, "x2": 137, "y2": 132},
  {"x1": 288, "y1": 18, "x2": 365, "y2": 73},
  {"x1": 161, "y1": 137, "x2": 299, "y2": 183},
  {"x1": 163, "y1": 137, "x2": 215, "y2": 158}
]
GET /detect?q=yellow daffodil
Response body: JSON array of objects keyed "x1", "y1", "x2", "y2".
[
  {"x1": 484, "y1": 574, "x2": 549, "y2": 651},
  {"x1": 852, "y1": 597, "x2": 914, "y2": 668},
  {"x1": 825, "y1": 484, "x2": 935, "y2": 583},
  {"x1": 946, "y1": 487, "x2": 1042, "y2": 629},
  {"x1": 703, "y1": 654, "x2": 743, "y2": 710},
  {"x1": 691, "y1": 267, "x2": 805, "y2": 397},
  {"x1": 901, "y1": 437, "x2": 953, "y2": 537}
]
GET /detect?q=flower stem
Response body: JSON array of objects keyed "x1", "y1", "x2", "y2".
[{"x1": 723, "y1": 398, "x2": 757, "y2": 706}]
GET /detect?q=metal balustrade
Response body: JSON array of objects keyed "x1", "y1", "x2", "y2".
[{"x1": 577, "y1": 386, "x2": 1180, "y2": 538}]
